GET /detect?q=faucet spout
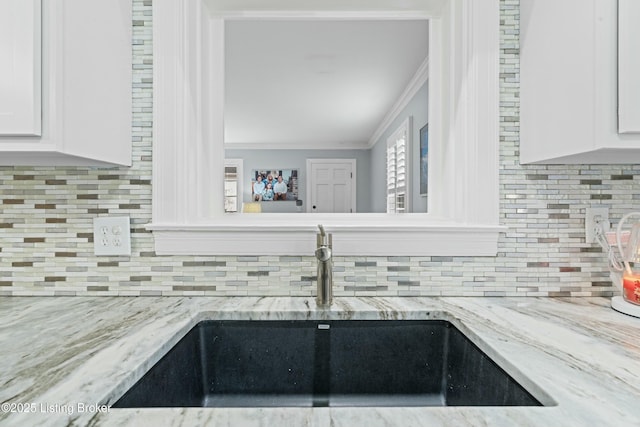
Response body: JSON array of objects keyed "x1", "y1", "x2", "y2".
[
  {"x1": 317, "y1": 224, "x2": 329, "y2": 246},
  {"x1": 315, "y1": 224, "x2": 333, "y2": 307}
]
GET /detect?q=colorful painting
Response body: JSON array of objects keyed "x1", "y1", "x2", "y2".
[{"x1": 250, "y1": 169, "x2": 299, "y2": 201}]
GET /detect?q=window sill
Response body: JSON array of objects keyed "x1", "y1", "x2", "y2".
[{"x1": 147, "y1": 215, "x2": 505, "y2": 256}]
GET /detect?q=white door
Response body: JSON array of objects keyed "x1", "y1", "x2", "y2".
[{"x1": 307, "y1": 159, "x2": 356, "y2": 213}]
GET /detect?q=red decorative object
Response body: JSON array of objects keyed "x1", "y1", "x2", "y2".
[{"x1": 622, "y1": 273, "x2": 640, "y2": 305}]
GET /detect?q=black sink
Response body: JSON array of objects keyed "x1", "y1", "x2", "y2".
[{"x1": 113, "y1": 320, "x2": 542, "y2": 408}]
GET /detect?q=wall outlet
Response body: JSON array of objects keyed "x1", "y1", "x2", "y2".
[
  {"x1": 93, "y1": 216, "x2": 132, "y2": 256},
  {"x1": 585, "y1": 207, "x2": 609, "y2": 244}
]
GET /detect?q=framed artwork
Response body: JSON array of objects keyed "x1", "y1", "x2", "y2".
[
  {"x1": 250, "y1": 169, "x2": 299, "y2": 202},
  {"x1": 419, "y1": 124, "x2": 428, "y2": 196}
]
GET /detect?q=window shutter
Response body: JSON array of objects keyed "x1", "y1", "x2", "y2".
[
  {"x1": 387, "y1": 144, "x2": 397, "y2": 213},
  {"x1": 386, "y1": 119, "x2": 410, "y2": 213},
  {"x1": 224, "y1": 165, "x2": 239, "y2": 212}
]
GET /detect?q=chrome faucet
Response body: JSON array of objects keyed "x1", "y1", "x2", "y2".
[{"x1": 315, "y1": 224, "x2": 333, "y2": 307}]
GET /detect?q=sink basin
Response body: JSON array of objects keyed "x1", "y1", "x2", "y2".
[{"x1": 113, "y1": 320, "x2": 542, "y2": 408}]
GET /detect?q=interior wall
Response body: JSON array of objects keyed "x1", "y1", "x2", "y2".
[
  {"x1": 369, "y1": 80, "x2": 429, "y2": 213},
  {"x1": 225, "y1": 148, "x2": 372, "y2": 213}
]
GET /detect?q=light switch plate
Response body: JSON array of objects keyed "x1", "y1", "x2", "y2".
[{"x1": 93, "y1": 216, "x2": 132, "y2": 256}]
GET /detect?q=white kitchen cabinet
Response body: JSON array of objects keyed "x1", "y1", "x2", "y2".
[
  {"x1": 520, "y1": 0, "x2": 640, "y2": 164},
  {"x1": 0, "y1": 0, "x2": 41, "y2": 136},
  {"x1": 619, "y1": 0, "x2": 640, "y2": 133},
  {"x1": 0, "y1": 0, "x2": 132, "y2": 166}
]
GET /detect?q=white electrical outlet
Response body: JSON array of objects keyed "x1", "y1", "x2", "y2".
[
  {"x1": 586, "y1": 207, "x2": 609, "y2": 244},
  {"x1": 93, "y1": 216, "x2": 132, "y2": 256}
]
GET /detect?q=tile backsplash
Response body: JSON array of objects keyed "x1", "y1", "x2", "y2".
[{"x1": 0, "y1": 0, "x2": 636, "y2": 297}]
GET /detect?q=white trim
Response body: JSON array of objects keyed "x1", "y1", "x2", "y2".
[
  {"x1": 225, "y1": 141, "x2": 370, "y2": 150},
  {"x1": 368, "y1": 58, "x2": 429, "y2": 148},
  {"x1": 149, "y1": 0, "x2": 502, "y2": 256},
  {"x1": 306, "y1": 158, "x2": 357, "y2": 214},
  {"x1": 153, "y1": 0, "x2": 221, "y2": 223},
  {"x1": 148, "y1": 216, "x2": 503, "y2": 256},
  {"x1": 209, "y1": 11, "x2": 434, "y2": 20}
]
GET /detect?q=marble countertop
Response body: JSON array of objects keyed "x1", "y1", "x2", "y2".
[{"x1": 1, "y1": 296, "x2": 639, "y2": 426}]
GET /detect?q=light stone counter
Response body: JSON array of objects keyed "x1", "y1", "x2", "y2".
[{"x1": 0, "y1": 296, "x2": 639, "y2": 426}]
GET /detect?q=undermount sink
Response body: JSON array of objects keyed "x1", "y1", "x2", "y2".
[{"x1": 113, "y1": 320, "x2": 543, "y2": 408}]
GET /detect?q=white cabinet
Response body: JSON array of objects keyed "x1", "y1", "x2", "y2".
[
  {"x1": 0, "y1": 0, "x2": 132, "y2": 166},
  {"x1": 520, "y1": 0, "x2": 640, "y2": 164},
  {"x1": 0, "y1": 0, "x2": 41, "y2": 136},
  {"x1": 619, "y1": 0, "x2": 640, "y2": 133}
]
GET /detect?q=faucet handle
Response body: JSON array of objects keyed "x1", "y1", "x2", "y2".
[{"x1": 315, "y1": 246, "x2": 332, "y2": 262}]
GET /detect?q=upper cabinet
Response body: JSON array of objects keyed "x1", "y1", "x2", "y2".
[
  {"x1": 0, "y1": 0, "x2": 41, "y2": 136},
  {"x1": 618, "y1": 0, "x2": 640, "y2": 134},
  {"x1": 0, "y1": 0, "x2": 132, "y2": 166},
  {"x1": 520, "y1": 0, "x2": 640, "y2": 164}
]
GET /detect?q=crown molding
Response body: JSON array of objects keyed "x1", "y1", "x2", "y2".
[
  {"x1": 224, "y1": 141, "x2": 370, "y2": 150},
  {"x1": 367, "y1": 57, "x2": 429, "y2": 148}
]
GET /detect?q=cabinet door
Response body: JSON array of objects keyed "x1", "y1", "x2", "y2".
[
  {"x1": 0, "y1": 0, "x2": 132, "y2": 166},
  {"x1": 0, "y1": 0, "x2": 41, "y2": 135},
  {"x1": 619, "y1": 0, "x2": 640, "y2": 133}
]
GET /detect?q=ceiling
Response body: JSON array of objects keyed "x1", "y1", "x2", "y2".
[{"x1": 223, "y1": 19, "x2": 429, "y2": 148}]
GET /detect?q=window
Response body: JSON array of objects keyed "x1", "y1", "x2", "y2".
[
  {"x1": 149, "y1": 0, "x2": 503, "y2": 256},
  {"x1": 224, "y1": 159, "x2": 243, "y2": 213},
  {"x1": 387, "y1": 118, "x2": 411, "y2": 213}
]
